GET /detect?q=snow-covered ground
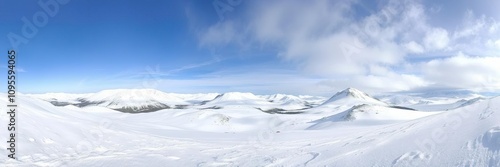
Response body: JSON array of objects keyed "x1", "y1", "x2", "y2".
[{"x1": 2, "y1": 88, "x2": 499, "y2": 166}]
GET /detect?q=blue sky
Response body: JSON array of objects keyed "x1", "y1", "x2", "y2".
[{"x1": 1, "y1": 0, "x2": 500, "y2": 95}]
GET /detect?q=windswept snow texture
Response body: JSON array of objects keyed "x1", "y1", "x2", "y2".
[{"x1": 4, "y1": 88, "x2": 499, "y2": 166}]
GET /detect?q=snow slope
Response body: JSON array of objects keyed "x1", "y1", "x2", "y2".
[
  {"x1": 312, "y1": 104, "x2": 437, "y2": 123},
  {"x1": 3, "y1": 89, "x2": 499, "y2": 166}
]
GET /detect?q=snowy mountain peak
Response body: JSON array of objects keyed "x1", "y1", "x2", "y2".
[
  {"x1": 340, "y1": 88, "x2": 370, "y2": 98},
  {"x1": 321, "y1": 88, "x2": 386, "y2": 106},
  {"x1": 268, "y1": 94, "x2": 299, "y2": 101},
  {"x1": 329, "y1": 88, "x2": 373, "y2": 101}
]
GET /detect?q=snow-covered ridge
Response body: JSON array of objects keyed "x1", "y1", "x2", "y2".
[
  {"x1": 28, "y1": 89, "x2": 324, "y2": 113},
  {"x1": 87, "y1": 89, "x2": 190, "y2": 112},
  {"x1": 28, "y1": 88, "x2": 488, "y2": 114},
  {"x1": 378, "y1": 92, "x2": 486, "y2": 111},
  {"x1": 210, "y1": 92, "x2": 263, "y2": 102},
  {"x1": 28, "y1": 89, "x2": 191, "y2": 113},
  {"x1": 321, "y1": 88, "x2": 387, "y2": 106},
  {"x1": 267, "y1": 94, "x2": 305, "y2": 104}
]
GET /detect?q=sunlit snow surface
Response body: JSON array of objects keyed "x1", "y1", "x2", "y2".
[{"x1": 2, "y1": 88, "x2": 499, "y2": 166}]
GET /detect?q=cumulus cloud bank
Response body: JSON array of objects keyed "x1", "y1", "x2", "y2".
[{"x1": 197, "y1": 0, "x2": 500, "y2": 93}]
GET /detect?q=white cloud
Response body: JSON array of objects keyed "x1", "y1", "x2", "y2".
[
  {"x1": 280, "y1": 31, "x2": 404, "y2": 76},
  {"x1": 448, "y1": 10, "x2": 500, "y2": 56},
  {"x1": 489, "y1": 21, "x2": 499, "y2": 34},
  {"x1": 423, "y1": 27, "x2": 450, "y2": 50},
  {"x1": 420, "y1": 53, "x2": 500, "y2": 92},
  {"x1": 251, "y1": 0, "x2": 352, "y2": 44},
  {"x1": 195, "y1": 0, "x2": 500, "y2": 93},
  {"x1": 453, "y1": 10, "x2": 486, "y2": 40},
  {"x1": 201, "y1": 0, "x2": 425, "y2": 77},
  {"x1": 486, "y1": 39, "x2": 500, "y2": 49},
  {"x1": 404, "y1": 41, "x2": 424, "y2": 54},
  {"x1": 317, "y1": 73, "x2": 429, "y2": 94}
]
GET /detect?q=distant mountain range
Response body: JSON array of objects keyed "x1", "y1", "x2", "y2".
[
  {"x1": 28, "y1": 89, "x2": 324, "y2": 113},
  {"x1": 28, "y1": 87, "x2": 486, "y2": 114}
]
